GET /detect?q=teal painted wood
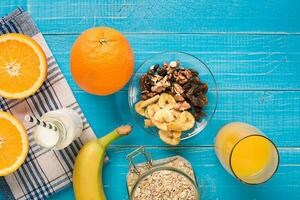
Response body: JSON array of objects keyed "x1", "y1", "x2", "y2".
[
  {"x1": 1, "y1": 0, "x2": 300, "y2": 34},
  {"x1": 43, "y1": 34, "x2": 300, "y2": 91},
  {"x1": 46, "y1": 147, "x2": 300, "y2": 200},
  {"x1": 0, "y1": 0, "x2": 299, "y2": 200},
  {"x1": 70, "y1": 91, "x2": 300, "y2": 147}
]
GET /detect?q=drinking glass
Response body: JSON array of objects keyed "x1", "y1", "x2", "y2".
[{"x1": 214, "y1": 122, "x2": 279, "y2": 184}]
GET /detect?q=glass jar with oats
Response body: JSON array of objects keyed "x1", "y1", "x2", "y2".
[{"x1": 126, "y1": 147, "x2": 200, "y2": 200}]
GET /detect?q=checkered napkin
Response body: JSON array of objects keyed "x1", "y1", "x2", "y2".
[{"x1": 0, "y1": 8, "x2": 97, "y2": 200}]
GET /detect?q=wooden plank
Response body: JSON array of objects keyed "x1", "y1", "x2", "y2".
[
  {"x1": 1, "y1": 0, "x2": 300, "y2": 34},
  {"x1": 43, "y1": 34, "x2": 300, "y2": 90},
  {"x1": 46, "y1": 147, "x2": 300, "y2": 200},
  {"x1": 73, "y1": 90, "x2": 300, "y2": 147}
]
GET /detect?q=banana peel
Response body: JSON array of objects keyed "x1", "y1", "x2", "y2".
[{"x1": 73, "y1": 125, "x2": 132, "y2": 200}]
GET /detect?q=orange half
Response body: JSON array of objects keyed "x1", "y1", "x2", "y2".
[
  {"x1": 0, "y1": 111, "x2": 28, "y2": 176},
  {"x1": 0, "y1": 33, "x2": 47, "y2": 99}
]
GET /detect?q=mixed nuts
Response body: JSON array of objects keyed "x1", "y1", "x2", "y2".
[
  {"x1": 139, "y1": 61, "x2": 208, "y2": 121},
  {"x1": 135, "y1": 61, "x2": 208, "y2": 145}
]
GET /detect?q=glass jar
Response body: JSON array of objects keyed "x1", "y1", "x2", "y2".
[
  {"x1": 33, "y1": 108, "x2": 83, "y2": 150},
  {"x1": 126, "y1": 147, "x2": 200, "y2": 200}
]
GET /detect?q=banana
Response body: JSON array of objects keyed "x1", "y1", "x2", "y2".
[
  {"x1": 152, "y1": 120, "x2": 168, "y2": 131},
  {"x1": 158, "y1": 93, "x2": 176, "y2": 109},
  {"x1": 158, "y1": 130, "x2": 181, "y2": 145},
  {"x1": 135, "y1": 95, "x2": 160, "y2": 116},
  {"x1": 145, "y1": 103, "x2": 160, "y2": 119},
  {"x1": 142, "y1": 94, "x2": 160, "y2": 107},
  {"x1": 168, "y1": 111, "x2": 195, "y2": 132},
  {"x1": 144, "y1": 119, "x2": 155, "y2": 127},
  {"x1": 73, "y1": 125, "x2": 132, "y2": 200},
  {"x1": 152, "y1": 108, "x2": 175, "y2": 131},
  {"x1": 171, "y1": 110, "x2": 181, "y2": 119},
  {"x1": 135, "y1": 101, "x2": 146, "y2": 116},
  {"x1": 153, "y1": 108, "x2": 175, "y2": 123}
]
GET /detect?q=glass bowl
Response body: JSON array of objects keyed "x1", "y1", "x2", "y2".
[{"x1": 128, "y1": 51, "x2": 218, "y2": 140}]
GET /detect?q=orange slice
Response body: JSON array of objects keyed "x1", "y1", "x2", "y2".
[
  {"x1": 0, "y1": 111, "x2": 28, "y2": 176},
  {"x1": 0, "y1": 33, "x2": 47, "y2": 99}
]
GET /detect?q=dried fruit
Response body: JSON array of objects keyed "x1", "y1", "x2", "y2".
[
  {"x1": 138, "y1": 61, "x2": 208, "y2": 121},
  {"x1": 136, "y1": 60, "x2": 209, "y2": 145},
  {"x1": 135, "y1": 101, "x2": 146, "y2": 116},
  {"x1": 152, "y1": 109, "x2": 175, "y2": 131},
  {"x1": 144, "y1": 119, "x2": 154, "y2": 127},
  {"x1": 153, "y1": 109, "x2": 175, "y2": 123},
  {"x1": 145, "y1": 104, "x2": 160, "y2": 119},
  {"x1": 158, "y1": 93, "x2": 176, "y2": 109},
  {"x1": 168, "y1": 111, "x2": 195, "y2": 132},
  {"x1": 142, "y1": 94, "x2": 160, "y2": 106},
  {"x1": 135, "y1": 95, "x2": 160, "y2": 116},
  {"x1": 158, "y1": 130, "x2": 181, "y2": 146}
]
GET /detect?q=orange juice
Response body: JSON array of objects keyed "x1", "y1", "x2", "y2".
[{"x1": 215, "y1": 122, "x2": 279, "y2": 184}]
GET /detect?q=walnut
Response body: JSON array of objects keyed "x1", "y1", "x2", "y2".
[
  {"x1": 175, "y1": 72, "x2": 188, "y2": 85},
  {"x1": 162, "y1": 62, "x2": 168, "y2": 68},
  {"x1": 169, "y1": 61, "x2": 179, "y2": 68},
  {"x1": 139, "y1": 61, "x2": 209, "y2": 121},
  {"x1": 172, "y1": 83, "x2": 184, "y2": 95},
  {"x1": 150, "y1": 74, "x2": 163, "y2": 85},
  {"x1": 151, "y1": 76, "x2": 170, "y2": 93},
  {"x1": 141, "y1": 90, "x2": 158, "y2": 100},
  {"x1": 141, "y1": 94, "x2": 148, "y2": 100},
  {"x1": 147, "y1": 92, "x2": 158, "y2": 98},
  {"x1": 182, "y1": 70, "x2": 193, "y2": 79},
  {"x1": 147, "y1": 64, "x2": 159, "y2": 75},
  {"x1": 174, "y1": 101, "x2": 191, "y2": 111},
  {"x1": 167, "y1": 68, "x2": 175, "y2": 76},
  {"x1": 174, "y1": 94, "x2": 185, "y2": 102},
  {"x1": 151, "y1": 84, "x2": 166, "y2": 93},
  {"x1": 167, "y1": 73, "x2": 173, "y2": 80},
  {"x1": 157, "y1": 68, "x2": 167, "y2": 76}
]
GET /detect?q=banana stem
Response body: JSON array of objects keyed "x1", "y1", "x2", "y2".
[{"x1": 98, "y1": 125, "x2": 132, "y2": 149}]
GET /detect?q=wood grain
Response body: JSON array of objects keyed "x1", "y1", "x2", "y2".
[
  {"x1": 1, "y1": 0, "x2": 300, "y2": 34},
  {"x1": 1, "y1": 4, "x2": 299, "y2": 91},
  {"x1": 0, "y1": 1, "x2": 299, "y2": 200},
  {"x1": 72, "y1": 90, "x2": 300, "y2": 147},
  {"x1": 46, "y1": 147, "x2": 300, "y2": 200},
  {"x1": 42, "y1": 34, "x2": 300, "y2": 91}
]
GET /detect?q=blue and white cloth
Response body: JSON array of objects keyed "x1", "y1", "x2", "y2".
[{"x1": 0, "y1": 8, "x2": 96, "y2": 200}]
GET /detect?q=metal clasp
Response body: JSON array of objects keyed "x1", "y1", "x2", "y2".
[{"x1": 126, "y1": 146, "x2": 153, "y2": 176}]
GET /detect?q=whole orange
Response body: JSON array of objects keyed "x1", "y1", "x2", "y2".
[{"x1": 70, "y1": 27, "x2": 134, "y2": 95}]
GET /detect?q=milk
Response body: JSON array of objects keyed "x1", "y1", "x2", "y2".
[{"x1": 33, "y1": 108, "x2": 83, "y2": 150}]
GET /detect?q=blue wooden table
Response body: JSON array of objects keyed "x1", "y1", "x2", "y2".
[{"x1": 1, "y1": 0, "x2": 300, "y2": 199}]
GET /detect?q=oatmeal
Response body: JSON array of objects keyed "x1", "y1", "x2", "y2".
[{"x1": 127, "y1": 156, "x2": 199, "y2": 200}]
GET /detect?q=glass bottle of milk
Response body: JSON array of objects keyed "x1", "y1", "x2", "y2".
[{"x1": 33, "y1": 108, "x2": 83, "y2": 150}]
